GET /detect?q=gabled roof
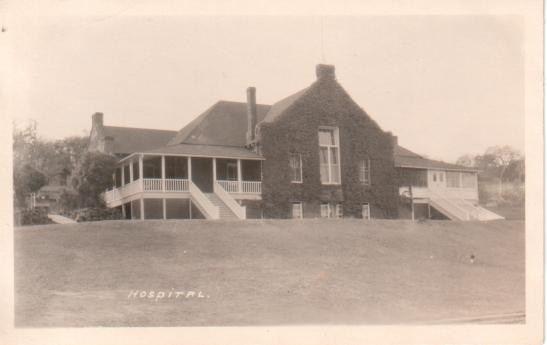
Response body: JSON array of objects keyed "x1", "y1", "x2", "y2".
[
  {"x1": 167, "y1": 101, "x2": 271, "y2": 147},
  {"x1": 103, "y1": 126, "x2": 177, "y2": 154},
  {"x1": 261, "y1": 87, "x2": 309, "y2": 123},
  {"x1": 394, "y1": 145, "x2": 477, "y2": 172}
]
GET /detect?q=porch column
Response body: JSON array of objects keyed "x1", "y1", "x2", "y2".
[
  {"x1": 140, "y1": 197, "x2": 144, "y2": 220},
  {"x1": 237, "y1": 159, "x2": 242, "y2": 193},
  {"x1": 161, "y1": 155, "x2": 166, "y2": 192},
  {"x1": 121, "y1": 165, "x2": 125, "y2": 186},
  {"x1": 212, "y1": 158, "x2": 217, "y2": 183},
  {"x1": 162, "y1": 198, "x2": 166, "y2": 220},
  {"x1": 129, "y1": 160, "x2": 133, "y2": 182},
  {"x1": 139, "y1": 154, "x2": 144, "y2": 192},
  {"x1": 459, "y1": 171, "x2": 463, "y2": 188},
  {"x1": 188, "y1": 156, "x2": 192, "y2": 182}
]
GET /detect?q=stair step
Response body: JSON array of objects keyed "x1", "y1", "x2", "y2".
[{"x1": 203, "y1": 193, "x2": 237, "y2": 219}]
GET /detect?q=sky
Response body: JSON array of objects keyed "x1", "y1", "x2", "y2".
[{"x1": 5, "y1": 13, "x2": 524, "y2": 162}]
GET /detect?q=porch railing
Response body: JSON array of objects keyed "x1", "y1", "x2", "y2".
[
  {"x1": 143, "y1": 178, "x2": 163, "y2": 192},
  {"x1": 217, "y1": 180, "x2": 239, "y2": 193},
  {"x1": 242, "y1": 181, "x2": 261, "y2": 194},
  {"x1": 217, "y1": 180, "x2": 261, "y2": 194},
  {"x1": 104, "y1": 178, "x2": 259, "y2": 206},
  {"x1": 165, "y1": 178, "x2": 189, "y2": 192}
]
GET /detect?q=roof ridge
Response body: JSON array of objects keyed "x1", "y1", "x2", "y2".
[{"x1": 104, "y1": 125, "x2": 177, "y2": 133}]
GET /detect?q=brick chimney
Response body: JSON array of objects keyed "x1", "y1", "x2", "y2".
[
  {"x1": 316, "y1": 64, "x2": 335, "y2": 80},
  {"x1": 246, "y1": 87, "x2": 257, "y2": 146},
  {"x1": 92, "y1": 112, "x2": 104, "y2": 130}
]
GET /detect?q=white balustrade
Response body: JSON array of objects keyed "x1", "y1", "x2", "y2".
[
  {"x1": 189, "y1": 181, "x2": 219, "y2": 219},
  {"x1": 217, "y1": 180, "x2": 261, "y2": 194},
  {"x1": 214, "y1": 182, "x2": 246, "y2": 219},
  {"x1": 164, "y1": 179, "x2": 189, "y2": 192},
  {"x1": 143, "y1": 178, "x2": 163, "y2": 192},
  {"x1": 217, "y1": 180, "x2": 239, "y2": 193},
  {"x1": 242, "y1": 181, "x2": 261, "y2": 194}
]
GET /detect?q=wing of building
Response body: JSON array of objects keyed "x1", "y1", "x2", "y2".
[{"x1": 89, "y1": 64, "x2": 503, "y2": 221}]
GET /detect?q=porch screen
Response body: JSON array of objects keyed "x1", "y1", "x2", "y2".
[
  {"x1": 462, "y1": 172, "x2": 476, "y2": 188},
  {"x1": 446, "y1": 171, "x2": 461, "y2": 188},
  {"x1": 132, "y1": 160, "x2": 139, "y2": 180},
  {"x1": 165, "y1": 156, "x2": 188, "y2": 179},
  {"x1": 143, "y1": 156, "x2": 162, "y2": 178}
]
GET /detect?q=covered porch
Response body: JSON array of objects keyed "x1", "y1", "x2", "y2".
[{"x1": 104, "y1": 154, "x2": 263, "y2": 207}]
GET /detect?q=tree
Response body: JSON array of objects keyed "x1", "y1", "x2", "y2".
[
  {"x1": 455, "y1": 154, "x2": 476, "y2": 168},
  {"x1": 72, "y1": 152, "x2": 117, "y2": 207},
  {"x1": 484, "y1": 146, "x2": 523, "y2": 197},
  {"x1": 13, "y1": 164, "x2": 48, "y2": 208}
]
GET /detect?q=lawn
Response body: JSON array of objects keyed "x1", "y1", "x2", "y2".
[{"x1": 15, "y1": 219, "x2": 524, "y2": 326}]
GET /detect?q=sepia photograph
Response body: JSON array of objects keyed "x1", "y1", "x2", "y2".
[{"x1": 1, "y1": 1, "x2": 543, "y2": 344}]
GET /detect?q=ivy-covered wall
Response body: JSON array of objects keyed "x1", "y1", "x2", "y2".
[{"x1": 258, "y1": 73, "x2": 399, "y2": 219}]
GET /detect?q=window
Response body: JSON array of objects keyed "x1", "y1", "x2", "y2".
[
  {"x1": 362, "y1": 203, "x2": 371, "y2": 220},
  {"x1": 335, "y1": 204, "x2": 343, "y2": 218},
  {"x1": 320, "y1": 202, "x2": 330, "y2": 218},
  {"x1": 319, "y1": 127, "x2": 341, "y2": 184},
  {"x1": 359, "y1": 159, "x2": 371, "y2": 185},
  {"x1": 432, "y1": 172, "x2": 437, "y2": 182},
  {"x1": 289, "y1": 153, "x2": 302, "y2": 183},
  {"x1": 446, "y1": 171, "x2": 461, "y2": 188},
  {"x1": 439, "y1": 173, "x2": 444, "y2": 182},
  {"x1": 292, "y1": 202, "x2": 303, "y2": 219}
]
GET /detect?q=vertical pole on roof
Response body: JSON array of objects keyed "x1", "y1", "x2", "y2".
[
  {"x1": 161, "y1": 155, "x2": 166, "y2": 192},
  {"x1": 139, "y1": 154, "x2": 144, "y2": 192},
  {"x1": 212, "y1": 158, "x2": 217, "y2": 184},
  {"x1": 237, "y1": 159, "x2": 242, "y2": 193}
]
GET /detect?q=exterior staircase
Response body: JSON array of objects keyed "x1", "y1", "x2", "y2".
[
  {"x1": 204, "y1": 193, "x2": 238, "y2": 219},
  {"x1": 429, "y1": 194, "x2": 504, "y2": 221}
]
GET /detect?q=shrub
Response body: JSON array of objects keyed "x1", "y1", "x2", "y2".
[
  {"x1": 73, "y1": 207, "x2": 122, "y2": 222},
  {"x1": 17, "y1": 207, "x2": 52, "y2": 226},
  {"x1": 72, "y1": 152, "x2": 117, "y2": 208},
  {"x1": 58, "y1": 189, "x2": 80, "y2": 216}
]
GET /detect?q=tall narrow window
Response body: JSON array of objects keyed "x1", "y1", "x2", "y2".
[
  {"x1": 335, "y1": 204, "x2": 343, "y2": 218},
  {"x1": 362, "y1": 203, "x2": 371, "y2": 220},
  {"x1": 318, "y1": 127, "x2": 341, "y2": 184},
  {"x1": 292, "y1": 202, "x2": 303, "y2": 219},
  {"x1": 320, "y1": 202, "x2": 330, "y2": 218},
  {"x1": 359, "y1": 159, "x2": 371, "y2": 185},
  {"x1": 289, "y1": 153, "x2": 302, "y2": 183}
]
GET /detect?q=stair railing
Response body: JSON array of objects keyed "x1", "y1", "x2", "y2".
[
  {"x1": 189, "y1": 181, "x2": 220, "y2": 219},
  {"x1": 214, "y1": 181, "x2": 246, "y2": 219}
]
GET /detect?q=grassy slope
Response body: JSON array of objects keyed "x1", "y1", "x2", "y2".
[{"x1": 15, "y1": 219, "x2": 524, "y2": 326}]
